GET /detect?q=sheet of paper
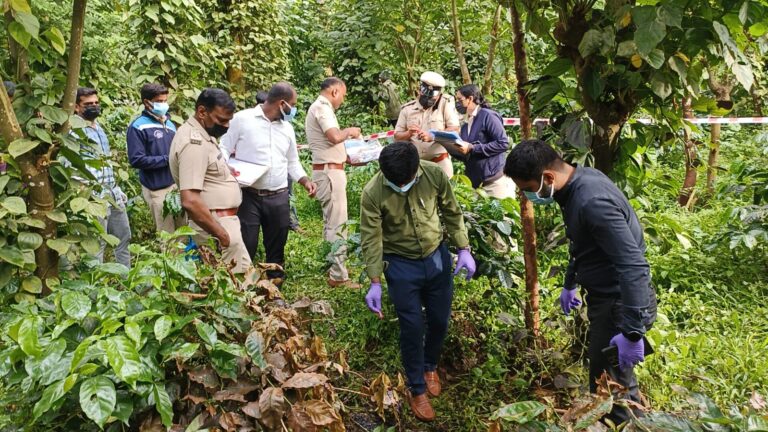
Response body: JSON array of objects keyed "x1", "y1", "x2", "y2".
[
  {"x1": 227, "y1": 158, "x2": 270, "y2": 187},
  {"x1": 429, "y1": 130, "x2": 469, "y2": 155}
]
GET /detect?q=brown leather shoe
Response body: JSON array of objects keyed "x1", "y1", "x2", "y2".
[
  {"x1": 327, "y1": 278, "x2": 361, "y2": 289},
  {"x1": 424, "y1": 371, "x2": 441, "y2": 397},
  {"x1": 408, "y1": 393, "x2": 435, "y2": 422}
]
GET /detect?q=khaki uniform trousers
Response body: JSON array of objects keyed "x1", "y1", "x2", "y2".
[
  {"x1": 313, "y1": 168, "x2": 349, "y2": 282},
  {"x1": 190, "y1": 213, "x2": 251, "y2": 274},
  {"x1": 142, "y1": 184, "x2": 186, "y2": 233},
  {"x1": 482, "y1": 175, "x2": 516, "y2": 200},
  {"x1": 425, "y1": 155, "x2": 454, "y2": 178}
]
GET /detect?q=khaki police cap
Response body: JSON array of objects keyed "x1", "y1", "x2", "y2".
[{"x1": 420, "y1": 71, "x2": 446, "y2": 88}]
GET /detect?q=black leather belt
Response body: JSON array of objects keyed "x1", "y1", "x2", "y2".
[{"x1": 247, "y1": 187, "x2": 288, "y2": 197}]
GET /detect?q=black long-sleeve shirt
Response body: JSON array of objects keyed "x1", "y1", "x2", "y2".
[{"x1": 555, "y1": 166, "x2": 652, "y2": 337}]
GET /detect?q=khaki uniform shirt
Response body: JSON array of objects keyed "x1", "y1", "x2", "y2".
[
  {"x1": 170, "y1": 117, "x2": 242, "y2": 210},
  {"x1": 395, "y1": 95, "x2": 460, "y2": 160},
  {"x1": 306, "y1": 95, "x2": 345, "y2": 165},
  {"x1": 359, "y1": 161, "x2": 470, "y2": 279}
]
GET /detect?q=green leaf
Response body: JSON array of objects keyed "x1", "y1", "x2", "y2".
[
  {"x1": 154, "y1": 316, "x2": 173, "y2": 342},
  {"x1": 69, "y1": 115, "x2": 87, "y2": 129},
  {"x1": 46, "y1": 210, "x2": 67, "y2": 223},
  {"x1": 82, "y1": 238, "x2": 100, "y2": 255},
  {"x1": 105, "y1": 335, "x2": 146, "y2": 385},
  {"x1": 739, "y1": 1, "x2": 750, "y2": 25},
  {"x1": 617, "y1": 40, "x2": 637, "y2": 57},
  {"x1": 8, "y1": 21, "x2": 31, "y2": 48},
  {"x1": 632, "y1": 8, "x2": 667, "y2": 55},
  {"x1": 125, "y1": 321, "x2": 142, "y2": 347},
  {"x1": 21, "y1": 276, "x2": 42, "y2": 293},
  {"x1": 651, "y1": 73, "x2": 673, "y2": 99},
  {"x1": 0, "y1": 176, "x2": 10, "y2": 194},
  {"x1": 9, "y1": 138, "x2": 41, "y2": 158},
  {"x1": 0, "y1": 246, "x2": 26, "y2": 267},
  {"x1": 541, "y1": 58, "x2": 573, "y2": 76},
  {"x1": 14, "y1": 12, "x2": 39, "y2": 39},
  {"x1": 33, "y1": 379, "x2": 68, "y2": 420},
  {"x1": 70, "y1": 197, "x2": 89, "y2": 213},
  {"x1": 18, "y1": 316, "x2": 43, "y2": 357},
  {"x1": 43, "y1": 27, "x2": 66, "y2": 55},
  {"x1": 579, "y1": 29, "x2": 606, "y2": 57},
  {"x1": 641, "y1": 49, "x2": 666, "y2": 69},
  {"x1": 668, "y1": 56, "x2": 688, "y2": 82},
  {"x1": 490, "y1": 400, "x2": 547, "y2": 424},
  {"x1": 532, "y1": 78, "x2": 563, "y2": 107},
  {"x1": 17, "y1": 232, "x2": 43, "y2": 251},
  {"x1": 79, "y1": 376, "x2": 116, "y2": 428},
  {"x1": 2, "y1": 196, "x2": 27, "y2": 214},
  {"x1": 245, "y1": 330, "x2": 268, "y2": 369},
  {"x1": 657, "y1": 4, "x2": 682, "y2": 28},
  {"x1": 167, "y1": 342, "x2": 200, "y2": 363},
  {"x1": 153, "y1": 383, "x2": 174, "y2": 427},
  {"x1": 10, "y1": 0, "x2": 32, "y2": 13},
  {"x1": 62, "y1": 291, "x2": 91, "y2": 320},
  {"x1": 583, "y1": 67, "x2": 604, "y2": 100},
  {"x1": 51, "y1": 319, "x2": 76, "y2": 339},
  {"x1": 195, "y1": 321, "x2": 218, "y2": 347},
  {"x1": 113, "y1": 396, "x2": 134, "y2": 426},
  {"x1": 39, "y1": 106, "x2": 69, "y2": 124},
  {"x1": 47, "y1": 238, "x2": 71, "y2": 255},
  {"x1": 732, "y1": 62, "x2": 754, "y2": 91}
]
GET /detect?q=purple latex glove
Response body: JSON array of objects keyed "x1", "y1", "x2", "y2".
[
  {"x1": 365, "y1": 282, "x2": 383, "y2": 319},
  {"x1": 559, "y1": 287, "x2": 581, "y2": 315},
  {"x1": 453, "y1": 248, "x2": 476, "y2": 280},
  {"x1": 610, "y1": 334, "x2": 645, "y2": 370}
]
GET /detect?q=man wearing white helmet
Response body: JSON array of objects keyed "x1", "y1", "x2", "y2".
[{"x1": 394, "y1": 71, "x2": 460, "y2": 177}]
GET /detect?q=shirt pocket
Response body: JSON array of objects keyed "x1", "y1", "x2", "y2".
[
  {"x1": 207, "y1": 152, "x2": 223, "y2": 177},
  {"x1": 428, "y1": 116, "x2": 445, "y2": 130}
]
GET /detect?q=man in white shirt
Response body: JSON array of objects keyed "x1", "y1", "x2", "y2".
[{"x1": 220, "y1": 82, "x2": 317, "y2": 283}]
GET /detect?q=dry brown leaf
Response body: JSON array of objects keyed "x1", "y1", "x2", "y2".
[
  {"x1": 291, "y1": 297, "x2": 313, "y2": 309},
  {"x1": 488, "y1": 420, "x2": 502, "y2": 432},
  {"x1": 309, "y1": 300, "x2": 334, "y2": 316},
  {"x1": 188, "y1": 366, "x2": 220, "y2": 390},
  {"x1": 287, "y1": 403, "x2": 319, "y2": 432},
  {"x1": 219, "y1": 411, "x2": 245, "y2": 431},
  {"x1": 281, "y1": 372, "x2": 329, "y2": 389},
  {"x1": 242, "y1": 401, "x2": 261, "y2": 419},
  {"x1": 182, "y1": 393, "x2": 208, "y2": 405},
  {"x1": 258, "y1": 387, "x2": 288, "y2": 430},
  {"x1": 139, "y1": 414, "x2": 165, "y2": 432},
  {"x1": 213, "y1": 391, "x2": 247, "y2": 403},
  {"x1": 310, "y1": 336, "x2": 328, "y2": 362},
  {"x1": 256, "y1": 279, "x2": 283, "y2": 300},
  {"x1": 302, "y1": 399, "x2": 340, "y2": 426}
]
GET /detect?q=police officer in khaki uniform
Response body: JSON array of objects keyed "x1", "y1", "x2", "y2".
[
  {"x1": 169, "y1": 88, "x2": 251, "y2": 273},
  {"x1": 306, "y1": 77, "x2": 362, "y2": 288},
  {"x1": 394, "y1": 71, "x2": 460, "y2": 178}
]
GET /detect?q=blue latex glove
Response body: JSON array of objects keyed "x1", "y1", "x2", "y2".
[
  {"x1": 453, "y1": 248, "x2": 476, "y2": 280},
  {"x1": 365, "y1": 282, "x2": 383, "y2": 319},
  {"x1": 559, "y1": 287, "x2": 581, "y2": 315},
  {"x1": 610, "y1": 334, "x2": 645, "y2": 370}
]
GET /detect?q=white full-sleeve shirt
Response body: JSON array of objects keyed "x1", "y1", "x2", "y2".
[{"x1": 219, "y1": 106, "x2": 307, "y2": 191}]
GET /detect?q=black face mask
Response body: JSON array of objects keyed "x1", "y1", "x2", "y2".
[
  {"x1": 206, "y1": 123, "x2": 229, "y2": 139},
  {"x1": 455, "y1": 100, "x2": 468, "y2": 115},
  {"x1": 82, "y1": 105, "x2": 101, "y2": 121},
  {"x1": 419, "y1": 95, "x2": 437, "y2": 109}
]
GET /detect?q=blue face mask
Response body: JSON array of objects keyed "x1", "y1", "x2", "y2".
[
  {"x1": 281, "y1": 102, "x2": 298, "y2": 122},
  {"x1": 151, "y1": 102, "x2": 169, "y2": 117},
  {"x1": 385, "y1": 176, "x2": 417, "y2": 194},
  {"x1": 524, "y1": 174, "x2": 555, "y2": 205}
]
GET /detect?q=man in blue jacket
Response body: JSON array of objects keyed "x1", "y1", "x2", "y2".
[
  {"x1": 504, "y1": 140, "x2": 657, "y2": 424},
  {"x1": 127, "y1": 83, "x2": 183, "y2": 233}
]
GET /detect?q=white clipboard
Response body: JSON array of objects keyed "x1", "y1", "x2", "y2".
[{"x1": 227, "y1": 158, "x2": 270, "y2": 187}]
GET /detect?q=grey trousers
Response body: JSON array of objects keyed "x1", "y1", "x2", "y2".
[{"x1": 97, "y1": 204, "x2": 132, "y2": 268}]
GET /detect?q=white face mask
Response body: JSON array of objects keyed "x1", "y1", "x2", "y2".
[
  {"x1": 523, "y1": 174, "x2": 555, "y2": 205},
  {"x1": 385, "y1": 176, "x2": 417, "y2": 193}
]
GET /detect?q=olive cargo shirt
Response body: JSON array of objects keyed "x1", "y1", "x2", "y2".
[
  {"x1": 305, "y1": 95, "x2": 345, "y2": 165},
  {"x1": 169, "y1": 117, "x2": 242, "y2": 210},
  {"x1": 359, "y1": 161, "x2": 470, "y2": 279}
]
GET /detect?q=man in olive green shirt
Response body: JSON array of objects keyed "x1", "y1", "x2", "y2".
[
  {"x1": 360, "y1": 141, "x2": 476, "y2": 422},
  {"x1": 376, "y1": 70, "x2": 402, "y2": 128}
]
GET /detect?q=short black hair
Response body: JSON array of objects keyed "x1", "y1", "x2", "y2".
[
  {"x1": 504, "y1": 139, "x2": 563, "y2": 181},
  {"x1": 379, "y1": 141, "x2": 420, "y2": 185},
  {"x1": 266, "y1": 82, "x2": 296, "y2": 103},
  {"x1": 4, "y1": 81, "x2": 15, "y2": 98},
  {"x1": 320, "y1": 77, "x2": 345, "y2": 91},
  {"x1": 195, "y1": 88, "x2": 235, "y2": 112},
  {"x1": 140, "y1": 83, "x2": 168, "y2": 101},
  {"x1": 255, "y1": 90, "x2": 268, "y2": 105},
  {"x1": 76, "y1": 87, "x2": 98, "y2": 104}
]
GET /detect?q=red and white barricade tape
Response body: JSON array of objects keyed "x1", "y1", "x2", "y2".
[{"x1": 356, "y1": 117, "x2": 768, "y2": 141}]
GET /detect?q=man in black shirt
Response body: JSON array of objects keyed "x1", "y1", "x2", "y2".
[{"x1": 504, "y1": 140, "x2": 656, "y2": 423}]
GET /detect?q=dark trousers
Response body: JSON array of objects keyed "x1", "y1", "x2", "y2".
[
  {"x1": 384, "y1": 244, "x2": 453, "y2": 396},
  {"x1": 586, "y1": 289, "x2": 657, "y2": 424},
  {"x1": 387, "y1": 119, "x2": 398, "y2": 128},
  {"x1": 238, "y1": 188, "x2": 290, "y2": 279}
]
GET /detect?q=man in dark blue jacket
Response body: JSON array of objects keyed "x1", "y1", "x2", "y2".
[
  {"x1": 504, "y1": 140, "x2": 657, "y2": 424},
  {"x1": 127, "y1": 83, "x2": 183, "y2": 233}
]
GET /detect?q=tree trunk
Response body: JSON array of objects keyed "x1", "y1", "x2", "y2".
[
  {"x1": 60, "y1": 0, "x2": 87, "y2": 126},
  {"x1": 0, "y1": 88, "x2": 22, "y2": 143},
  {"x1": 751, "y1": 86, "x2": 764, "y2": 116},
  {"x1": 510, "y1": 0, "x2": 539, "y2": 338},
  {"x1": 591, "y1": 123, "x2": 622, "y2": 174},
  {"x1": 226, "y1": 31, "x2": 245, "y2": 96},
  {"x1": 450, "y1": 0, "x2": 472, "y2": 85},
  {"x1": 678, "y1": 97, "x2": 697, "y2": 207},
  {"x1": 706, "y1": 123, "x2": 720, "y2": 194},
  {"x1": 482, "y1": 4, "x2": 503, "y2": 96},
  {"x1": 4, "y1": 11, "x2": 30, "y2": 82}
]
